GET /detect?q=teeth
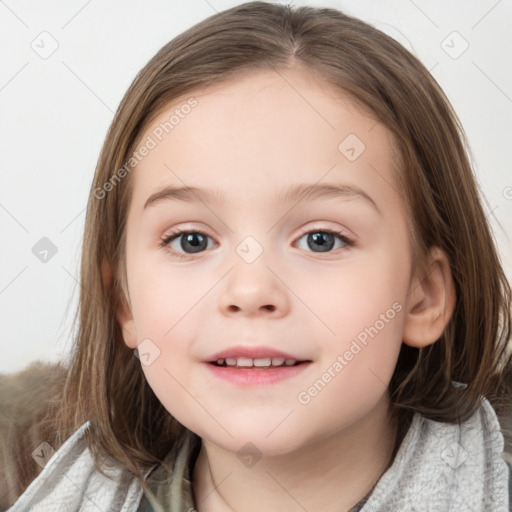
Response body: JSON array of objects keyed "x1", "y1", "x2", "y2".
[
  {"x1": 236, "y1": 357, "x2": 254, "y2": 367},
  {"x1": 254, "y1": 358, "x2": 272, "y2": 367},
  {"x1": 218, "y1": 357, "x2": 298, "y2": 367}
]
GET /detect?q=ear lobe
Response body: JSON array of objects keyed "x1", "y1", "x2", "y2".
[
  {"x1": 103, "y1": 258, "x2": 138, "y2": 349},
  {"x1": 116, "y1": 295, "x2": 138, "y2": 349},
  {"x1": 402, "y1": 246, "x2": 456, "y2": 349}
]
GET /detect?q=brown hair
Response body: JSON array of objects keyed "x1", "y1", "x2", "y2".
[{"x1": 45, "y1": 0, "x2": 511, "y2": 503}]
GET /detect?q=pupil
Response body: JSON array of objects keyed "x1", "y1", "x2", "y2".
[
  {"x1": 308, "y1": 232, "x2": 335, "y2": 252},
  {"x1": 182, "y1": 233, "x2": 207, "y2": 253}
]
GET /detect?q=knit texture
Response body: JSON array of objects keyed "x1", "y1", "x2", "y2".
[{"x1": 356, "y1": 396, "x2": 510, "y2": 511}]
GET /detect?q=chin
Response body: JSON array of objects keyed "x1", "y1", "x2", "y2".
[{"x1": 199, "y1": 423, "x2": 310, "y2": 458}]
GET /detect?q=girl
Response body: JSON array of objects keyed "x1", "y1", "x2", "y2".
[{"x1": 5, "y1": 2, "x2": 512, "y2": 511}]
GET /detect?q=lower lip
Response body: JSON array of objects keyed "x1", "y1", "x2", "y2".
[{"x1": 204, "y1": 362, "x2": 311, "y2": 386}]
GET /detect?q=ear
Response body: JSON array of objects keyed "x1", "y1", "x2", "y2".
[
  {"x1": 116, "y1": 294, "x2": 138, "y2": 349},
  {"x1": 402, "y1": 246, "x2": 456, "y2": 348},
  {"x1": 102, "y1": 259, "x2": 138, "y2": 349}
]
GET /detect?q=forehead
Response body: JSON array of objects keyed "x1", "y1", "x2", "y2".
[{"x1": 129, "y1": 67, "x2": 401, "y2": 213}]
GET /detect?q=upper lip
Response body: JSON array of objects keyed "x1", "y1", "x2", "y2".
[{"x1": 205, "y1": 345, "x2": 308, "y2": 363}]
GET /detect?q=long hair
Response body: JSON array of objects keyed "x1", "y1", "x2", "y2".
[{"x1": 45, "y1": 0, "x2": 511, "y2": 501}]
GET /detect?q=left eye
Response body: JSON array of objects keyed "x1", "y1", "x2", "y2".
[
  {"x1": 295, "y1": 228, "x2": 354, "y2": 254},
  {"x1": 160, "y1": 228, "x2": 354, "y2": 259}
]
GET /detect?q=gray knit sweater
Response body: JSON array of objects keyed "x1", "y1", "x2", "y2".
[{"x1": 7, "y1": 396, "x2": 511, "y2": 511}]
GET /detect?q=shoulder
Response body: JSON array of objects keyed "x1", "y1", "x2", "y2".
[
  {"x1": 6, "y1": 420, "x2": 145, "y2": 511},
  {"x1": 370, "y1": 396, "x2": 510, "y2": 509},
  {"x1": 447, "y1": 397, "x2": 511, "y2": 507}
]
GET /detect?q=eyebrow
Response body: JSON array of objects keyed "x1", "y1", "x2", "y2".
[{"x1": 143, "y1": 182, "x2": 381, "y2": 215}]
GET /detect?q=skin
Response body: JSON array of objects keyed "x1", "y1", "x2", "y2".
[{"x1": 117, "y1": 67, "x2": 456, "y2": 512}]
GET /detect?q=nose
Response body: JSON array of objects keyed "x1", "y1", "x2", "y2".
[{"x1": 218, "y1": 260, "x2": 290, "y2": 318}]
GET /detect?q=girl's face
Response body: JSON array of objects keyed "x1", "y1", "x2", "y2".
[{"x1": 118, "y1": 68, "x2": 414, "y2": 455}]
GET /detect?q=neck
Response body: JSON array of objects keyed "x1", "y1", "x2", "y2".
[{"x1": 192, "y1": 393, "x2": 399, "y2": 512}]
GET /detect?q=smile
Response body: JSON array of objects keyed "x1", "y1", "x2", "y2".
[
  {"x1": 205, "y1": 360, "x2": 311, "y2": 386},
  {"x1": 211, "y1": 357, "x2": 302, "y2": 368}
]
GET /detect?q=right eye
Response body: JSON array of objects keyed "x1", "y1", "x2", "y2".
[{"x1": 160, "y1": 230, "x2": 216, "y2": 259}]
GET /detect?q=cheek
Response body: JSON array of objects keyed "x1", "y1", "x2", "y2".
[
  {"x1": 295, "y1": 306, "x2": 404, "y2": 439},
  {"x1": 130, "y1": 259, "x2": 203, "y2": 335},
  {"x1": 301, "y1": 248, "x2": 407, "y2": 340},
  {"x1": 302, "y1": 249, "x2": 406, "y2": 401},
  {"x1": 130, "y1": 261, "x2": 213, "y2": 399}
]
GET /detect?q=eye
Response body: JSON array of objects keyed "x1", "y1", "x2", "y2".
[
  {"x1": 160, "y1": 229, "x2": 215, "y2": 259},
  {"x1": 294, "y1": 228, "x2": 355, "y2": 254}
]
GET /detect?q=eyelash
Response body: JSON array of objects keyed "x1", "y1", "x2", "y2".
[{"x1": 159, "y1": 227, "x2": 355, "y2": 260}]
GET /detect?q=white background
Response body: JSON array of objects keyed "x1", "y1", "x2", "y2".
[{"x1": 1, "y1": 0, "x2": 511, "y2": 374}]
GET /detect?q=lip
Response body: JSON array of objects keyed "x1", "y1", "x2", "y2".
[
  {"x1": 204, "y1": 360, "x2": 312, "y2": 386},
  {"x1": 204, "y1": 345, "x2": 306, "y2": 363}
]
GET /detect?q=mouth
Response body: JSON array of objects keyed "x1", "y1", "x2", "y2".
[
  {"x1": 208, "y1": 357, "x2": 309, "y2": 369},
  {"x1": 205, "y1": 357, "x2": 312, "y2": 386}
]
